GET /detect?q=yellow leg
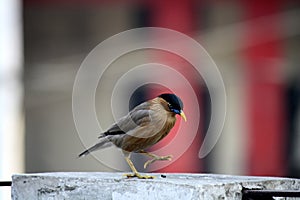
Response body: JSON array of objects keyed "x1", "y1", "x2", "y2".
[
  {"x1": 124, "y1": 155, "x2": 155, "y2": 179},
  {"x1": 139, "y1": 150, "x2": 173, "y2": 169}
]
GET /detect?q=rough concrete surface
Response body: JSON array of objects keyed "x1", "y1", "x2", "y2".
[{"x1": 12, "y1": 172, "x2": 300, "y2": 200}]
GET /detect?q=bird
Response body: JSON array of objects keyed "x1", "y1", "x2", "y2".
[{"x1": 78, "y1": 93, "x2": 187, "y2": 179}]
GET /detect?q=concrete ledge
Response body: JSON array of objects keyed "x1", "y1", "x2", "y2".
[{"x1": 12, "y1": 172, "x2": 300, "y2": 200}]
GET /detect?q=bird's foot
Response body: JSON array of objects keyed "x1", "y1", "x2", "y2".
[
  {"x1": 144, "y1": 155, "x2": 173, "y2": 169},
  {"x1": 124, "y1": 173, "x2": 155, "y2": 179}
]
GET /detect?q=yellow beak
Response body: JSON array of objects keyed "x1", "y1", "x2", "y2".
[{"x1": 180, "y1": 111, "x2": 187, "y2": 122}]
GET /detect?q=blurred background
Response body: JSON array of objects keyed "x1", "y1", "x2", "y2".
[{"x1": 1, "y1": 0, "x2": 300, "y2": 196}]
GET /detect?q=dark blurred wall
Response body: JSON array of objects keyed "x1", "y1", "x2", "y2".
[{"x1": 23, "y1": 3, "x2": 136, "y2": 172}]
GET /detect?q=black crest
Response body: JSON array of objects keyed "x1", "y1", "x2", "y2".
[{"x1": 158, "y1": 93, "x2": 183, "y2": 111}]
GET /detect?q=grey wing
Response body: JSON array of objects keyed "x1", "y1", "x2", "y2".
[{"x1": 101, "y1": 102, "x2": 152, "y2": 137}]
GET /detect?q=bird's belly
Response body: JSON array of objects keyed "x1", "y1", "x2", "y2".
[
  {"x1": 117, "y1": 114, "x2": 176, "y2": 152},
  {"x1": 121, "y1": 132, "x2": 168, "y2": 152},
  {"x1": 120, "y1": 118, "x2": 175, "y2": 152},
  {"x1": 121, "y1": 127, "x2": 170, "y2": 152}
]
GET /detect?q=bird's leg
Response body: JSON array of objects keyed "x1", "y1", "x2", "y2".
[
  {"x1": 139, "y1": 150, "x2": 173, "y2": 169},
  {"x1": 124, "y1": 154, "x2": 154, "y2": 179}
]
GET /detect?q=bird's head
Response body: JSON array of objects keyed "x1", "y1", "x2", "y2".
[{"x1": 158, "y1": 93, "x2": 187, "y2": 121}]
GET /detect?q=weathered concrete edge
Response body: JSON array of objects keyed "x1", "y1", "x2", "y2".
[{"x1": 11, "y1": 172, "x2": 300, "y2": 200}]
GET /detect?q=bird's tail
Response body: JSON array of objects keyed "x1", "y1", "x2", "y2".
[{"x1": 78, "y1": 138, "x2": 111, "y2": 158}]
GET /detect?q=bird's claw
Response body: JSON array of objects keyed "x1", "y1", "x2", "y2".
[
  {"x1": 124, "y1": 173, "x2": 155, "y2": 179},
  {"x1": 144, "y1": 155, "x2": 173, "y2": 169}
]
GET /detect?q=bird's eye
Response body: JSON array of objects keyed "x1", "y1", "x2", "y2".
[{"x1": 170, "y1": 108, "x2": 180, "y2": 114}]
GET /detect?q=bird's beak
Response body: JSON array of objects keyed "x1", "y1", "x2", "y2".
[{"x1": 180, "y1": 111, "x2": 187, "y2": 122}]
